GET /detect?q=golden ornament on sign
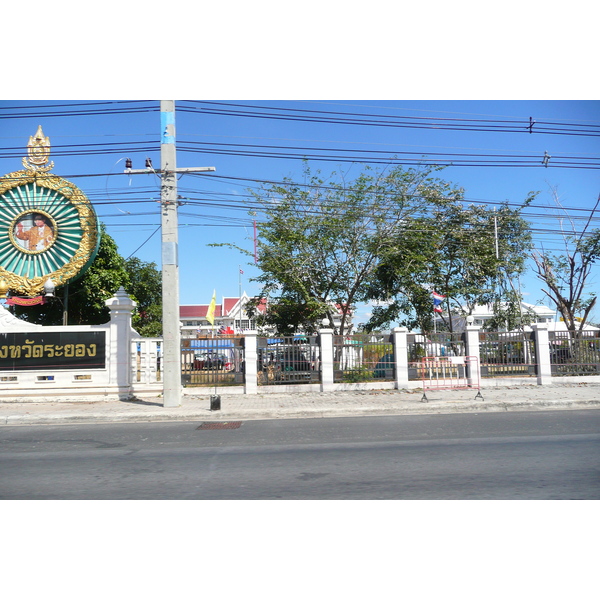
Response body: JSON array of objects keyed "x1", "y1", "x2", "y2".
[
  {"x1": 0, "y1": 127, "x2": 100, "y2": 297},
  {"x1": 22, "y1": 125, "x2": 54, "y2": 172}
]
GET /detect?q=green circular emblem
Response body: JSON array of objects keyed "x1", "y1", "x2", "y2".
[{"x1": 0, "y1": 129, "x2": 100, "y2": 296}]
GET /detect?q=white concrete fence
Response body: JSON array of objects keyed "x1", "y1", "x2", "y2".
[
  {"x1": 133, "y1": 324, "x2": 597, "y2": 397},
  {"x1": 0, "y1": 287, "x2": 137, "y2": 401},
  {"x1": 1, "y1": 286, "x2": 597, "y2": 402}
]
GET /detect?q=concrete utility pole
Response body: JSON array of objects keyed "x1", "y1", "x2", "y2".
[{"x1": 125, "y1": 101, "x2": 215, "y2": 407}]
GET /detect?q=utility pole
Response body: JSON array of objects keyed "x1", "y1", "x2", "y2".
[{"x1": 125, "y1": 101, "x2": 215, "y2": 407}]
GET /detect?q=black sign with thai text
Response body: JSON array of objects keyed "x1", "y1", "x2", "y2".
[{"x1": 0, "y1": 331, "x2": 106, "y2": 371}]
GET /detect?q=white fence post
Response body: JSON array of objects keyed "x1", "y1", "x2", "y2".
[
  {"x1": 105, "y1": 287, "x2": 137, "y2": 398},
  {"x1": 319, "y1": 329, "x2": 334, "y2": 392},
  {"x1": 244, "y1": 330, "x2": 258, "y2": 394},
  {"x1": 532, "y1": 323, "x2": 552, "y2": 385},
  {"x1": 393, "y1": 327, "x2": 409, "y2": 389},
  {"x1": 464, "y1": 325, "x2": 482, "y2": 386}
]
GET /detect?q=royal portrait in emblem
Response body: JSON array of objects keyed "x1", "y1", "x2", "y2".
[
  {"x1": 11, "y1": 211, "x2": 57, "y2": 253},
  {"x1": 13, "y1": 212, "x2": 56, "y2": 252}
]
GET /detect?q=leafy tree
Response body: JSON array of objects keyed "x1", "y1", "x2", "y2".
[
  {"x1": 243, "y1": 164, "x2": 458, "y2": 335},
  {"x1": 246, "y1": 293, "x2": 325, "y2": 336},
  {"x1": 532, "y1": 191, "x2": 600, "y2": 338},
  {"x1": 124, "y1": 257, "x2": 163, "y2": 337},
  {"x1": 366, "y1": 199, "x2": 533, "y2": 333},
  {"x1": 14, "y1": 225, "x2": 129, "y2": 325}
]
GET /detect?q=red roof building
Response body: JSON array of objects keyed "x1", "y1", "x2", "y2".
[
  {"x1": 180, "y1": 293, "x2": 267, "y2": 337},
  {"x1": 180, "y1": 294, "x2": 351, "y2": 337}
]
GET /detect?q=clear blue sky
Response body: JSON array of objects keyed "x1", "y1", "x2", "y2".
[
  {"x1": 2, "y1": 5, "x2": 598, "y2": 325},
  {"x1": 1, "y1": 99, "x2": 599, "y2": 324}
]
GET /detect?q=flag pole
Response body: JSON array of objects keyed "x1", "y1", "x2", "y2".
[{"x1": 238, "y1": 266, "x2": 243, "y2": 333}]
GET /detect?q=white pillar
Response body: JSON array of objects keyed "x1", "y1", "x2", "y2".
[
  {"x1": 319, "y1": 329, "x2": 334, "y2": 391},
  {"x1": 464, "y1": 325, "x2": 482, "y2": 386},
  {"x1": 393, "y1": 327, "x2": 409, "y2": 389},
  {"x1": 244, "y1": 330, "x2": 258, "y2": 394},
  {"x1": 105, "y1": 287, "x2": 137, "y2": 399},
  {"x1": 532, "y1": 323, "x2": 552, "y2": 385}
]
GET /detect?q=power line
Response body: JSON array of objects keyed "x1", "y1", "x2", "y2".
[
  {"x1": 179, "y1": 101, "x2": 600, "y2": 138},
  {"x1": 0, "y1": 101, "x2": 158, "y2": 120}
]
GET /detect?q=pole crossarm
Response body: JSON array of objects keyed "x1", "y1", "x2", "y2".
[{"x1": 124, "y1": 167, "x2": 216, "y2": 175}]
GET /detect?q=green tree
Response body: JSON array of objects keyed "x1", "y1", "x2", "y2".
[
  {"x1": 14, "y1": 225, "x2": 129, "y2": 325},
  {"x1": 244, "y1": 164, "x2": 458, "y2": 335},
  {"x1": 124, "y1": 257, "x2": 163, "y2": 337},
  {"x1": 246, "y1": 293, "x2": 326, "y2": 336},
  {"x1": 532, "y1": 191, "x2": 600, "y2": 338},
  {"x1": 366, "y1": 199, "x2": 533, "y2": 333}
]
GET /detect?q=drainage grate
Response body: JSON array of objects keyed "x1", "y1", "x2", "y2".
[{"x1": 197, "y1": 421, "x2": 242, "y2": 430}]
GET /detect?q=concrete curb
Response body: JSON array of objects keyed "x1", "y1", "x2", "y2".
[{"x1": 2, "y1": 398, "x2": 599, "y2": 426}]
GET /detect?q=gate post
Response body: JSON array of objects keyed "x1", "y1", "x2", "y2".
[
  {"x1": 319, "y1": 328, "x2": 334, "y2": 392},
  {"x1": 532, "y1": 323, "x2": 552, "y2": 385},
  {"x1": 105, "y1": 287, "x2": 137, "y2": 399},
  {"x1": 464, "y1": 325, "x2": 482, "y2": 386},
  {"x1": 244, "y1": 330, "x2": 258, "y2": 394},
  {"x1": 392, "y1": 327, "x2": 409, "y2": 389}
]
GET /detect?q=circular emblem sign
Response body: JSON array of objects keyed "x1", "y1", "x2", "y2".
[{"x1": 0, "y1": 128, "x2": 100, "y2": 296}]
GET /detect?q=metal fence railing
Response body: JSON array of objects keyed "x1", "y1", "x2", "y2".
[
  {"x1": 181, "y1": 337, "x2": 245, "y2": 387},
  {"x1": 257, "y1": 335, "x2": 320, "y2": 385},
  {"x1": 479, "y1": 331, "x2": 537, "y2": 378},
  {"x1": 549, "y1": 330, "x2": 600, "y2": 376},
  {"x1": 333, "y1": 334, "x2": 395, "y2": 383},
  {"x1": 407, "y1": 332, "x2": 465, "y2": 380},
  {"x1": 132, "y1": 326, "x2": 600, "y2": 393}
]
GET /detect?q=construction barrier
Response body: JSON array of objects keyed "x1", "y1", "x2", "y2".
[{"x1": 421, "y1": 355, "x2": 483, "y2": 402}]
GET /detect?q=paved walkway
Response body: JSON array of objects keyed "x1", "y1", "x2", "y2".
[{"x1": 1, "y1": 383, "x2": 599, "y2": 425}]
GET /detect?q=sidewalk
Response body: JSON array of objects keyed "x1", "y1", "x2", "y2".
[{"x1": 1, "y1": 382, "x2": 599, "y2": 426}]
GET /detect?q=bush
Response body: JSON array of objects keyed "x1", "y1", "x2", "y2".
[{"x1": 342, "y1": 367, "x2": 374, "y2": 383}]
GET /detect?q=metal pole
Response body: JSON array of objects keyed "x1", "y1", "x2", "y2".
[
  {"x1": 62, "y1": 283, "x2": 69, "y2": 326},
  {"x1": 238, "y1": 265, "x2": 242, "y2": 333},
  {"x1": 160, "y1": 100, "x2": 181, "y2": 407}
]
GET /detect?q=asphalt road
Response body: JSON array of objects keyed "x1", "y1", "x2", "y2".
[{"x1": 1, "y1": 409, "x2": 599, "y2": 499}]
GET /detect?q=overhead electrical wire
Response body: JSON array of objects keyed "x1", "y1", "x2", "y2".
[
  {"x1": 1, "y1": 101, "x2": 597, "y2": 258},
  {"x1": 178, "y1": 100, "x2": 600, "y2": 138},
  {"x1": 175, "y1": 141, "x2": 600, "y2": 170},
  {"x1": 0, "y1": 164, "x2": 596, "y2": 231},
  {"x1": 1, "y1": 138, "x2": 596, "y2": 169},
  {"x1": 0, "y1": 101, "x2": 158, "y2": 120}
]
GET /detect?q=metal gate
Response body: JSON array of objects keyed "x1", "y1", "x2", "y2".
[
  {"x1": 181, "y1": 336, "x2": 245, "y2": 387},
  {"x1": 407, "y1": 332, "x2": 466, "y2": 380},
  {"x1": 549, "y1": 330, "x2": 600, "y2": 376},
  {"x1": 333, "y1": 334, "x2": 395, "y2": 383},
  {"x1": 479, "y1": 331, "x2": 537, "y2": 378},
  {"x1": 257, "y1": 335, "x2": 320, "y2": 385}
]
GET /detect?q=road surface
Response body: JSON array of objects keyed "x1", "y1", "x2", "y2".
[{"x1": 1, "y1": 409, "x2": 599, "y2": 499}]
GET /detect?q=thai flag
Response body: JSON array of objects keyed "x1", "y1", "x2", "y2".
[{"x1": 432, "y1": 291, "x2": 445, "y2": 313}]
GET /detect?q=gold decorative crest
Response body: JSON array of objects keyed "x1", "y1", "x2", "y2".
[
  {"x1": 0, "y1": 128, "x2": 100, "y2": 297},
  {"x1": 22, "y1": 125, "x2": 55, "y2": 172}
]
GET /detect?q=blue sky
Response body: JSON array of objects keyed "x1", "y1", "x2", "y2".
[
  {"x1": 2, "y1": 5, "x2": 598, "y2": 327},
  {"x1": 1, "y1": 99, "x2": 599, "y2": 325}
]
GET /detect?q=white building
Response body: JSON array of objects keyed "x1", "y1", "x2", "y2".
[{"x1": 436, "y1": 301, "x2": 599, "y2": 333}]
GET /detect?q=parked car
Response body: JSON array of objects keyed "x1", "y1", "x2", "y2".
[
  {"x1": 193, "y1": 352, "x2": 229, "y2": 370},
  {"x1": 258, "y1": 348, "x2": 312, "y2": 373}
]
